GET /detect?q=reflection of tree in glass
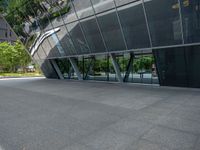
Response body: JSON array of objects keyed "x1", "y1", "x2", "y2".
[
  {"x1": 1, "y1": 0, "x2": 71, "y2": 50},
  {"x1": 2, "y1": 1, "x2": 64, "y2": 32}
]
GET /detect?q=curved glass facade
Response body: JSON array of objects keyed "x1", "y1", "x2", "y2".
[
  {"x1": 4, "y1": 0, "x2": 189, "y2": 58},
  {"x1": 3, "y1": 0, "x2": 200, "y2": 87}
]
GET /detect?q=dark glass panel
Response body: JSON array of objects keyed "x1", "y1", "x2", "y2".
[
  {"x1": 66, "y1": 21, "x2": 90, "y2": 54},
  {"x1": 80, "y1": 16, "x2": 106, "y2": 53},
  {"x1": 180, "y1": 0, "x2": 200, "y2": 43},
  {"x1": 185, "y1": 46, "x2": 200, "y2": 88},
  {"x1": 144, "y1": 0, "x2": 182, "y2": 46},
  {"x1": 97, "y1": 10, "x2": 126, "y2": 51},
  {"x1": 56, "y1": 25, "x2": 77, "y2": 55},
  {"x1": 153, "y1": 47, "x2": 188, "y2": 87},
  {"x1": 118, "y1": 0, "x2": 150, "y2": 49}
]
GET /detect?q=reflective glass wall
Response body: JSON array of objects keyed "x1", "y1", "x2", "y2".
[
  {"x1": 3, "y1": 0, "x2": 200, "y2": 85},
  {"x1": 4, "y1": 0, "x2": 195, "y2": 60}
]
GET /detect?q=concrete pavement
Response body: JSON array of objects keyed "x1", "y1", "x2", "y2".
[{"x1": 0, "y1": 78, "x2": 200, "y2": 150}]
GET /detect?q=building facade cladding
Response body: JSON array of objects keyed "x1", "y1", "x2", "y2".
[
  {"x1": 4, "y1": 0, "x2": 200, "y2": 87},
  {"x1": 0, "y1": 15, "x2": 16, "y2": 43}
]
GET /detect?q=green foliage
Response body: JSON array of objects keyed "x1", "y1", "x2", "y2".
[
  {"x1": 1, "y1": 0, "x2": 70, "y2": 39},
  {"x1": 0, "y1": 0, "x2": 4, "y2": 12},
  {"x1": 133, "y1": 56, "x2": 154, "y2": 73},
  {"x1": 0, "y1": 41, "x2": 31, "y2": 72}
]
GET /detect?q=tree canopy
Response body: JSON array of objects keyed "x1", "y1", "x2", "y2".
[{"x1": 0, "y1": 41, "x2": 31, "y2": 72}]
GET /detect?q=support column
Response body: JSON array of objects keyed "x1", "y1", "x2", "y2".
[
  {"x1": 110, "y1": 53, "x2": 123, "y2": 83},
  {"x1": 50, "y1": 59, "x2": 64, "y2": 80},
  {"x1": 124, "y1": 53, "x2": 134, "y2": 82},
  {"x1": 68, "y1": 67, "x2": 73, "y2": 79},
  {"x1": 84, "y1": 57, "x2": 95, "y2": 80},
  {"x1": 68, "y1": 57, "x2": 82, "y2": 80}
]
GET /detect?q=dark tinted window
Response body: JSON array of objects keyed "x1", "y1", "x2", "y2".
[
  {"x1": 97, "y1": 10, "x2": 126, "y2": 51},
  {"x1": 67, "y1": 21, "x2": 90, "y2": 54},
  {"x1": 144, "y1": 0, "x2": 182, "y2": 46},
  {"x1": 118, "y1": 0, "x2": 150, "y2": 49},
  {"x1": 180, "y1": 0, "x2": 200, "y2": 43},
  {"x1": 80, "y1": 16, "x2": 106, "y2": 53}
]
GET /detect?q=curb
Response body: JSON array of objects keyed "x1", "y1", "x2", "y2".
[{"x1": 0, "y1": 76, "x2": 43, "y2": 79}]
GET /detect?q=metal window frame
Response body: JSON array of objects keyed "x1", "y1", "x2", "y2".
[
  {"x1": 113, "y1": 0, "x2": 128, "y2": 50},
  {"x1": 89, "y1": 0, "x2": 109, "y2": 52},
  {"x1": 70, "y1": 0, "x2": 92, "y2": 54},
  {"x1": 39, "y1": 0, "x2": 67, "y2": 56},
  {"x1": 45, "y1": 0, "x2": 79, "y2": 55},
  {"x1": 177, "y1": 0, "x2": 185, "y2": 44},
  {"x1": 50, "y1": 59, "x2": 65, "y2": 79},
  {"x1": 68, "y1": 57, "x2": 83, "y2": 80},
  {"x1": 110, "y1": 53, "x2": 123, "y2": 83},
  {"x1": 142, "y1": 0, "x2": 153, "y2": 47},
  {"x1": 28, "y1": 2, "x2": 61, "y2": 58}
]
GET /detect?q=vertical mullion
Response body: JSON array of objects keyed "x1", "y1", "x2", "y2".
[
  {"x1": 46, "y1": 0, "x2": 78, "y2": 55},
  {"x1": 113, "y1": 0, "x2": 128, "y2": 50},
  {"x1": 142, "y1": 0, "x2": 153, "y2": 48},
  {"x1": 70, "y1": 0, "x2": 92, "y2": 54},
  {"x1": 89, "y1": 0, "x2": 109, "y2": 52},
  {"x1": 177, "y1": 0, "x2": 185, "y2": 44}
]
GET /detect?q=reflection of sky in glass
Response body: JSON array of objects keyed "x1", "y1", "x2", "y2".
[{"x1": 30, "y1": 28, "x2": 60, "y2": 56}]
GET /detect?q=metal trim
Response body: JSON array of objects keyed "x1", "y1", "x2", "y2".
[
  {"x1": 110, "y1": 53, "x2": 123, "y2": 83},
  {"x1": 177, "y1": 0, "x2": 185, "y2": 44},
  {"x1": 89, "y1": 0, "x2": 109, "y2": 52},
  {"x1": 113, "y1": 0, "x2": 128, "y2": 50},
  {"x1": 70, "y1": 0, "x2": 92, "y2": 54},
  {"x1": 142, "y1": 0, "x2": 153, "y2": 47},
  {"x1": 50, "y1": 59, "x2": 65, "y2": 79}
]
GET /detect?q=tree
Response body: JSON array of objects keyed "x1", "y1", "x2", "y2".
[
  {"x1": 13, "y1": 41, "x2": 31, "y2": 71},
  {"x1": 133, "y1": 56, "x2": 154, "y2": 73},
  {"x1": 0, "y1": 41, "x2": 31, "y2": 72},
  {"x1": 0, "y1": 42, "x2": 14, "y2": 72}
]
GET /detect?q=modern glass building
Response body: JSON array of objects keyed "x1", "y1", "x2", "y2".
[{"x1": 3, "y1": 0, "x2": 200, "y2": 88}]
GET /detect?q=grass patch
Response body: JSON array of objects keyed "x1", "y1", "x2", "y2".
[{"x1": 0, "y1": 72, "x2": 43, "y2": 77}]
